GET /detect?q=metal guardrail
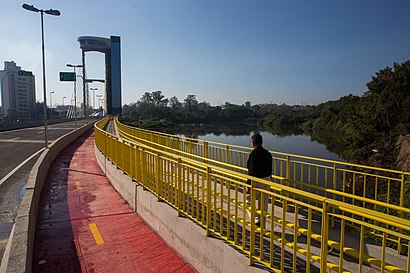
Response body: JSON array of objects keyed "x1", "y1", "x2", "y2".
[
  {"x1": 95, "y1": 117, "x2": 410, "y2": 272},
  {"x1": 115, "y1": 118, "x2": 410, "y2": 209}
]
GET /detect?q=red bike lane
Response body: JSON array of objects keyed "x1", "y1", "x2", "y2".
[{"x1": 32, "y1": 129, "x2": 196, "y2": 273}]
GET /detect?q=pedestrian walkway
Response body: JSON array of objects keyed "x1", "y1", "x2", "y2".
[{"x1": 32, "y1": 129, "x2": 196, "y2": 273}]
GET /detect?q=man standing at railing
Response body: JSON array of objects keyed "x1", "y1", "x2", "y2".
[{"x1": 247, "y1": 133, "x2": 272, "y2": 227}]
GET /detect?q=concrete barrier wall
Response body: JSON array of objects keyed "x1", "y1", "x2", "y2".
[
  {"x1": 94, "y1": 147, "x2": 266, "y2": 273},
  {"x1": 94, "y1": 146, "x2": 137, "y2": 211},
  {"x1": 0, "y1": 122, "x2": 95, "y2": 273}
]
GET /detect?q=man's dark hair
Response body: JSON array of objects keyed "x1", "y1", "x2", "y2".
[{"x1": 251, "y1": 134, "x2": 263, "y2": 146}]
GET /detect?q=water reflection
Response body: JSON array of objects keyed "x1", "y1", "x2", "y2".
[
  {"x1": 165, "y1": 123, "x2": 346, "y2": 193},
  {"x1": 166, "y1": 124, "x2": 341, "y2": 161}
]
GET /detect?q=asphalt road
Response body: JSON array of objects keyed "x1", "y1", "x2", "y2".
[{"x1": 0, "y1": 120, "x2": 91, "y2": 257}]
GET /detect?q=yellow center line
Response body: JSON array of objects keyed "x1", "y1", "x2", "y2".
[
  {"x1": 89, "y1": 223, "x2": 104, "y2": 245},
  {"x1": 75, "y1": 181, "x2": 82, "y2": 191}
]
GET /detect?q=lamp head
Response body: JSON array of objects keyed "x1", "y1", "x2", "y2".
[
  {"x1": 45, "y1": 9, "x2": 60, "y2": 16},
  {"x1": 22, "y1": 4, "x2": 39, "y2": 12},
  {"x1": 22, "y1": 4, "x2": 60, "y2": 16},
  {"x1": 66, "y1": 64, "x2": 83, "y2": 68}
]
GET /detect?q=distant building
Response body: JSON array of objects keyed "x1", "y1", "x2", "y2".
[
  {"x1": 78, "y1": 35, "x2": 122, "y2": 115},
  {"x1": 0, "y1": 61, "x2": 36, "y2": 120}
]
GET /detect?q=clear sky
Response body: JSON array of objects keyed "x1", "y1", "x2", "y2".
[{"x1": 1, "y1": 0, "x2": 410, "y2": 107}]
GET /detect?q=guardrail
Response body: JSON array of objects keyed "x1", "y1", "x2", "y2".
[
  {"x1": 115, "y1": 118, "x2": 410, "y2": 253},
  {"x1": 115, "y1": 118, "x2": 410, "y2": 209},
  {"x1": 95, "y1": 117, "x2": 410, "y2": 272}
]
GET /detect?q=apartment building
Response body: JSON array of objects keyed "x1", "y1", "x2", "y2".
[{"x1": 0, "y1": 61, "x2": 36, "y2": 120}]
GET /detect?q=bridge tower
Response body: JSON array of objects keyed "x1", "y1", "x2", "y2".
[{"x1": 78, "y1": 36, "x2": 122, "y2": 116}]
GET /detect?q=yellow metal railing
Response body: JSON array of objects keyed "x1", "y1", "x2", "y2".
[
  {"x1": 95, "y1": 118, "x2": 410, "y2": 272},
  {"x1": 115, "y1": 117, "x2": 410, "y2": 258},
  {"x1": 115, "y1": 118, "x2": 410, "y2": 210}
]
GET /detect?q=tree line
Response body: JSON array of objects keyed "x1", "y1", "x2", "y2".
[{"x1": 121, "y1": 60, "x2": 410, "y2": 169}]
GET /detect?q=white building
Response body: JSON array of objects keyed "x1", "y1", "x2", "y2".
[{"x1": 0, "y1": 61, "x2": 36, "y2": 120}]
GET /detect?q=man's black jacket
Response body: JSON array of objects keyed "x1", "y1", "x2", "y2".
[{"x1": 247, "y1": 146, "x2": 272, "y2": 183}]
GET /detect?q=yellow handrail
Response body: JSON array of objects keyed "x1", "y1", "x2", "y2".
[
  {"x1": 115, "y1": 117, "x2": 409, "y2": 210},
  {"x1": 95, "y1": 117, "x2": 410, "y2": 273}
]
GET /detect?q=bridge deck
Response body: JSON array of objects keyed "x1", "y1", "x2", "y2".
[{"x1": 32, "y1": 129, "x2": 196, "y2": 273}]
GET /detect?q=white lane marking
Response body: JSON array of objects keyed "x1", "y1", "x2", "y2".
[
  {"x1": 0, "y1": 127, "x2": 41, "y2": 134},
  {"x1": 37, "y1": 131, "x2": 43, "y2": 134},
  {"x1": 48, "y1": 127, "x2": 77, "y2": 130},
  {"x1": 0, "y1": 148, "x2": 45, "y2": 186},
  {"x1": 8, "y1": 137, "x2": 20, "y2": 141},
  {"x1": 0, "y1": 139, "x2": 46, "y2": 144}
]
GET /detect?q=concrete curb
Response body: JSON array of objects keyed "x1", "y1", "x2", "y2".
[
  {"x1": 94, "y1": 146, "x2": 266, "y2": 273},
  {"x1": 0, "y1": 122, "x2": 95, "y2": 273}
]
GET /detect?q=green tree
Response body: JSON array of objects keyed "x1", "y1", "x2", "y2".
[{"x1": 183, "y1": 95, "x2": 198, "y2": 111}]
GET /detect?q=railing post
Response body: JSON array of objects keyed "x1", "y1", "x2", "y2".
[
  {"x1": 116, "y1": 138, "x2": 120, "y2": 168},
  {"x1": 136, "y1": 147, "x2": 141, "y2": 182},
  {"x1": 226, "y1": 145, "x2": 230, "y2": 164},
  {"x1": 206, "y1": 167, "x2": 212, "y2": 237},
  {"x1": 176, "y1": 137, "x2": 181, "y2": 155},
  {"x1": 331, "y1": 163, "x2": 337, "y2": 228},
  {"x1": 332, "y1": 163, "x2": 337, "y2": 191},
  {"x1": 400, "y1": 173, "x2": 405, "y2": 208},
  {"x1": 189, "y1": 139, "x2": 193, "y2": 157},
  {"x1": 286, "y1": 155, "x2": 291, "y2": 180},
  {"x1": 398, "y1": 173, "x2": 406, "y2": 253},
  {"x1": 166, "y1": 137, "x2": 170, "y2": 152},
  {"x1": 141, "y1": 148, "x2": 146, "y2": 187},
  {"x1": 320, "y1": 200, "x2": 329, "y2": 272},
  {"x1": 156, "y1": 152, "x2": 161, "y2": 201},
  {"x1": 177, "y1": 158, "x2": 182, "y2": 217},
  {"x1": 249, "y1": 183, "x2": 256, "y2": 266},
  {"x1": 204, "y1": 141, "x2": 209, "y2": 160},
  {"x1": 104, "y1": 131, "x2": 107, "y2": 157},
  {"x1": 121, "y1": 140, "x2": 124, "y2": 170},
  {"x1": 130, "y1": 144, "x2": 135, "y2": 179}
]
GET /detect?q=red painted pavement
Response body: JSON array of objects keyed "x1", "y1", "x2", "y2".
[{"x1": 32, "y1": 130, "x2": 197, "y2": 273}]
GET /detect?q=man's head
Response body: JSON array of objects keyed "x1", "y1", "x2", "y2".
[{"x1": 251, "y1": 134, "x2": 263, "y2": 147}]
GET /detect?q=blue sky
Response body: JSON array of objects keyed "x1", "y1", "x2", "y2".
[{"x1": 1, "y1": 1, "x2": 410, "y2": 107}]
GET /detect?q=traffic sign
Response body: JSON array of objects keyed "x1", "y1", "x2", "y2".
[
  {"x1": 59, "y1": 72, "x2": 76, "y2": 81},
  {"x1": 18, "y1": 70, "x2": 33, "y2": 76}
]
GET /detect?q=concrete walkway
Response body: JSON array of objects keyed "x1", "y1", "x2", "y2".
[{"x1": 32, "y1": 129, "x2": 196, "y2": 273}]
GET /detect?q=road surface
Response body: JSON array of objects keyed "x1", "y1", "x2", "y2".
[{"x1": 0, "y1": 120, "x2": 90, "y2": 258}]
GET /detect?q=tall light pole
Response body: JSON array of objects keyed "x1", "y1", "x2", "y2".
[
  {"x1": 100, "y1": 98, "x2": 104, "y2": 116},
  {"x1": 22, "y1": 4, "x2": 60, "y2": 148},
  {"x1": 49, "y1": 91, "x2": 54, "y2": 120},
  {"x1": 96, "y1": 94, "x2": 102, "y2": 109},
  {"x1": 90, "y1": 88, "x2": 98, "y2": 110},
  {"x1": 66, "y1": 64, "x2": 82, "y2": 126}
]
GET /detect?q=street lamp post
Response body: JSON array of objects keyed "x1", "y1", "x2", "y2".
[
  {"x1": 22, "y1": 3, "x2": 60, "y2": 148},
  {"x1": 66, "y1": 64, "x2": 82, "y2": 126},
  {"x1": 100, "y1": 98, "x2": 104, "y2": 116},
  {"x1": 96, "y1": 94, "x2": 102, "y2": 108},
  {"x1": 90, "y1": 88, "x2": 98, "y2": 110},
  {"x1": 50, "y1": 91, "x2": 54, "y2": 120}
]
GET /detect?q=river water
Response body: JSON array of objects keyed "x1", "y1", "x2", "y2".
[{"x1": 172, "y1": 125, "x2": 341, "y2": 161}]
